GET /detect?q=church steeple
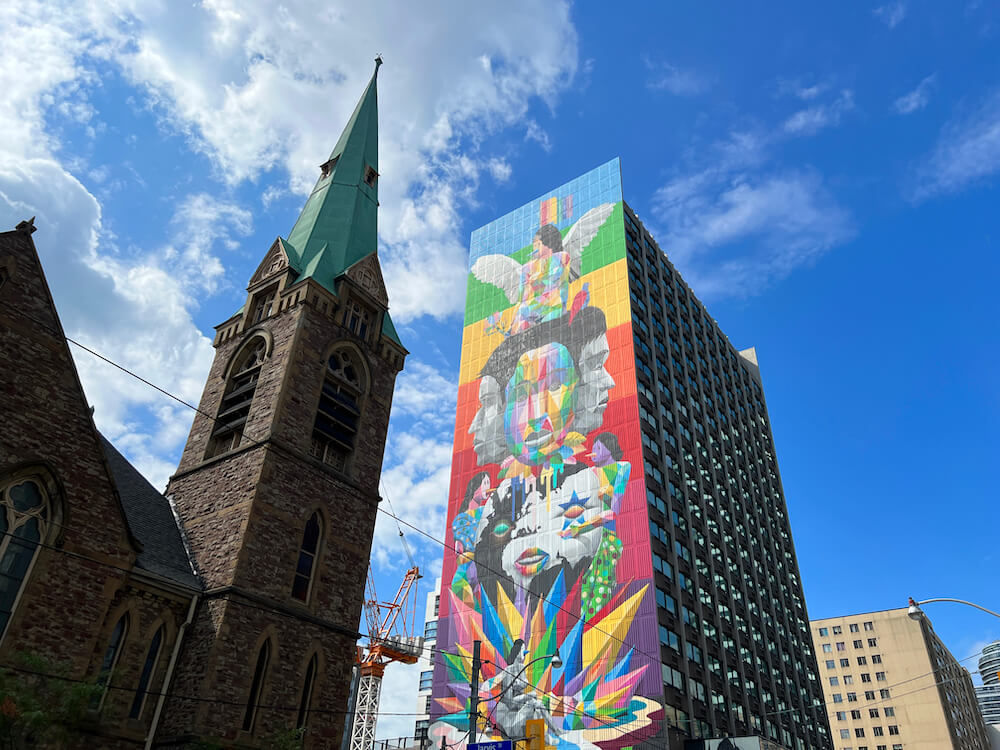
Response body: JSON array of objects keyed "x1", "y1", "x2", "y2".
[{"x1": 284, "y1": 56, "x2": 381, "y2": 294}]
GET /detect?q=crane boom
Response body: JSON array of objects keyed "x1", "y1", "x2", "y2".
[{"x1": 349, "y1": 565, "x2": 423, "y2": 750}]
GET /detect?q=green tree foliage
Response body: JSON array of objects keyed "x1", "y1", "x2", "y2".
[{"x1": 0, "y1": 652, "x2": 102, "y2": 749}]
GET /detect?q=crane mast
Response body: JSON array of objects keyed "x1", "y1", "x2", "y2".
[{"x1": 349, "y1": 565, "x2": 423, "y2": 750}]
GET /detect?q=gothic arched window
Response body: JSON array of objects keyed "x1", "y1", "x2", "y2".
[
  {"x1": 346, "y1": 301, "x2": 371, "y2": 340},
  {"x1": 0, "y1": 478, "x2": 50, "y2": 638},
  {"x1": 251, "y1": 286, "x2": 277, "y2": 323},
  {"x1": 291, "y1": 512, "x2": 323, "y2": 602},
  {"x1": 296, "y1": 653, "x2": 319, "y2": 730},
  {"x1": 94, "y1": 613, "x2": 129, "y2": 710},
  {"x1": 207, "y1": 336, "x2": 267, "y2": 458},
  {"x1": 243, "y1": 638, "x2": 271, "y2": 732},
  {"x1": 310, "y1": 347, "x2": 366, "y2": 472},
  {"x1": 129, "y1": 624, "x2": 164, "y2": 719}
]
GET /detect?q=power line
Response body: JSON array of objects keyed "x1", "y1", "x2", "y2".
[
  {"x1": 0, "y1": 525, "x2": 653, "y2": 741},
  {"x1": 764, "y1": 650, "x2": 984, "y2": 720},
  {"x1": 0, "y1": 661, "x2": 426, "y2": 717},
  {"x1": 3, "y1": 297, "x2": 677, "y2": 679},
  {"x1": 3, "y1": 300, "x2": 692, "y2": 744},
  {"x1": 14, "y1": 516, "x2": 981, "y2": 746},
  {"x1": 1, "y1": 297, "x2": 828, "y2": 740}
]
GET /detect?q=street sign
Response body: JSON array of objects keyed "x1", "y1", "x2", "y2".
[{"x1": 469, "y1": 741, "x2": 512, "y2": 750}]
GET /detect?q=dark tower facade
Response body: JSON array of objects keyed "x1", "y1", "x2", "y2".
[{"x1": 161, "y1": 61, "x2": 406, "y2": 747}]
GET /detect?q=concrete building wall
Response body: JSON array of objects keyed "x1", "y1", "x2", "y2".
[
  {"x1": 811, "y1": 608, "x2": 989, "y2": 750},
  {"x1": 413, "y1": 578, "x2": 441, "y2": 744}
]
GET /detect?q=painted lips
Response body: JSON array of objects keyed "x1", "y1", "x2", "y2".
[
  {"x1": 523, "y1": 430, "x2": 552, "y2": 449},
  {"x1": 515, "y1": 547, "x2": 549, "y2": 575}
]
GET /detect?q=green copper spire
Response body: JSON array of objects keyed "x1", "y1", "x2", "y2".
[{"x1": 284, "y1": 57, "x2": 381, "y2": 295}]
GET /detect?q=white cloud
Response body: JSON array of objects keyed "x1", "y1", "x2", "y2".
[
  {"x1": 783, "y1": 89, "x2": 855, "y2": 136},
  {"x1": 644, "y1": 58, "x2": 711, "y2": 96},
  {"x1": 486, "y1": 157, "x2": 513, "y2": 183},
  {"x1": 911, "y1": 88, "x2": 1000, "y2": 200},
  {"x1": 0, "y1": 157, "x2": 218, "y2": 491},
  {"x1": 775, "y1": 77, "x2": 830, "y2": 102},
  {"x1": 525, "y1": 119, "x2": 553, "y2": 152},
  {"x1": 162, "y1": 193, "x2": 253, "y2": 293},
  {"x1": 650, "y1": 130, "x2": 854, "y2": 298},
  {"x1": 0, "y1": 0, "x2": 581, "y2": 491},
  {"x1": 391, "y1": 360, "x2": 458, "y2": 427},
  {"x1": 373, "y1": 659, "x2": 423, "y2": 739},
  {"x1": 874, "y1": 2, "x2": 907, "y2": 29},
  {"x1": 4, "y1": 0, "x2": 579, "y2": 325},
  {"x1": 102, "y1": 1, "x2": 578, "y2": 321},
  {"x1": 374, "y1": 430, "x2": 454, "y2": 571},
  {"x1": 794, "y1": 84, "x2": 826, "y2": 101},
  {"x1": 893, "y1": 74, "x2": 937, "y2": 115}
]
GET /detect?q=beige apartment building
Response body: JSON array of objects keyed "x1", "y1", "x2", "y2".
[{"x1": 810, "y1": 608, "x2": 988, "y2": 750}]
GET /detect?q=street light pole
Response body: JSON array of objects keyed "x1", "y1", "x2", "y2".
[
  {"x1": 467, "y1": 640, "x2": 562, "y2": 747},
  {"x1": 907, "y1": 597, "x2": 1000, "y2": 621},
  {"x1": 469, "y1": 640, "x2": 482, "y2": 745}
]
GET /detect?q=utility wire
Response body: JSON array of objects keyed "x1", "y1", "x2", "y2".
[
  {"x1": 2, "y1": 298, "x2": 679, "y2": 680},
  {"x1": 0, "y1": 298, "x2": 833, "y2": 738},
  {"x1": 764, "y1": 650, "x2": 985, "y2": 719},
  {"x1": 0, "y1": 526, "x2": 651, "y2": 740},
  {"x1": 11, "y1": 517, "x2": 983, "y2": 745},
  {"x1": 3, "y1": 302, "x2": 692, "y2": 746},
  {"x1": 1, "y1": 661, "x2": 428, "y2": 717}
]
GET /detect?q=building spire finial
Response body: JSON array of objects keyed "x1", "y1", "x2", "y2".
[
  {"x1": 374, "y1": 54, "x2": 383, "y2": 74},
  {"x1": 15, "y1": 216, "x2": 36, "y2": 234}
]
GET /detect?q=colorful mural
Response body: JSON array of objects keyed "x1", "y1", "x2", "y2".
[{"x1": 431, "y1": 160, "x2": 661, "y2": 750}]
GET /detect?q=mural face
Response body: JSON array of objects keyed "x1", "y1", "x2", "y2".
[
  {"x1": 574, "y1": 334, "x2": 614, "y2": 436},
  {"x1": 504, "y1": 342, "x2": 578, "y2": 464},
  {"x1": 433, "y1": 160, "x2": 660, "y2": 750},
  {"x1": 470, "y1": 376, "x2": 506, "y2": 466}
]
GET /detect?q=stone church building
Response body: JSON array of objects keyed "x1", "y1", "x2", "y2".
[{"x1": 0, "y1": 61, "x2": 405, "y2": 748}]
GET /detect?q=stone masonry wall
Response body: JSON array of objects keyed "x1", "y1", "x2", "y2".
[
  {"x1": 162, "y1": 268, "x2": 403, "y2": 748},
  {"x1": 0, "y1": 228, "x2": 135, "y2": 673}
]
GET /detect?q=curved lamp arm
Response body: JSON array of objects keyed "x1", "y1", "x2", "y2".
[
  {"x1": 488, "y1": 651, "x2": 562, "y2": 703},
  {"x1": 480, "y1": 651, "x2": 562, "y2": 737},
  {"x1": 908, "y1": 596, "x2": 1000, "y2": 620}
]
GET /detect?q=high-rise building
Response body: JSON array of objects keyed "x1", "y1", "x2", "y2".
[
  {"x1": 426, "y1": 160, "x2": 830, "y2": 750},
  {"x1": 810, "y1": 609, "x2": 989, "y2": 750},
  {"x1": 976, "y1": 641, "x2": 1000, "y2": 749},
  {"x1": 414, "y1": 578, "x2": 443, "y2": 745},
  {"x1": 977, "y1": 642, "x2": 1000, "y2": 722}
]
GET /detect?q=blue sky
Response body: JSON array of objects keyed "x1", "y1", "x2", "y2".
[{"x1": 2, "y1": 0, "x2": 998, "y2": 738}]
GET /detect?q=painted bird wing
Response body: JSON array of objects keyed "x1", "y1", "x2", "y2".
[
  {"x1": 563, "y1": 203, "x2": 615, "y2": 280},
  {"x1": 470, "y1": 254, "x2": 523, "y2": 304}
]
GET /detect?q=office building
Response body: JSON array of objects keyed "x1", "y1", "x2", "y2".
[
  {"x1": 977, "y1": 641, "x2": 1000, "y2": 723},
  {"x1": 426, "y1": 160, "x2": 830, "y2": 750},
  {"x1": 414, "y1": 578, "x2": 443, "y2": 745},
  {"x1": 811, "y1": 608, "x2": 989, "y2": 750},
  {"x1": 976, "y1": 641, "x2": 1000, "y2": 750}
]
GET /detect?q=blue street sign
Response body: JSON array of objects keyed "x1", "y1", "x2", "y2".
[{"x1": 469, "y1": 741, "x2": 512, "y2": 750}]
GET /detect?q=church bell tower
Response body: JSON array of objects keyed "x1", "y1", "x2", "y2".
[{"x1": 160, "y1": 57, "x2": 407, "y2": 747}]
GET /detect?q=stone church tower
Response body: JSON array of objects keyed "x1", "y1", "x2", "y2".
[{"x1": 160, "y1": 59, "x2": 407, "y2": 747}]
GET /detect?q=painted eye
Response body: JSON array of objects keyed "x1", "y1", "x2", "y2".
[
  {"x1": 493, "y1": 522, "x2": 511, "y2": 536},
  {"x1": 563, "y1": 505, "x2": 585, "y2": 519}
]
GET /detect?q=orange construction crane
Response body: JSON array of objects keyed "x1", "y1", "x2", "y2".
[{"x1": 349, "y1": 565, "x2": 423, "y2": 750}]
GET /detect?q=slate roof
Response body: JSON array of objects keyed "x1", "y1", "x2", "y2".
[{"x1": 99, "y1": 435, "x2": 201, "y2": 590}]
